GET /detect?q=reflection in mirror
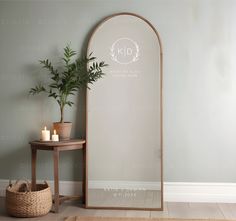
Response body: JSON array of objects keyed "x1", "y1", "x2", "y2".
[{"x1": 86, "y1": 13, "x2": 163, "y2": 210}]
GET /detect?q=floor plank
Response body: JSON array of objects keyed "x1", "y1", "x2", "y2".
[
  {"x1": 219, "y1": 203, "x2": 236, "y2": 219},
  {"x1": 218, "y1": 203, "x2": 234, "y2": 220},
  {"x1": 94, "y1": 209, "x2": 127, "y2": 217},
  {"x1": 151, "y1": 202, "x2": 169, "y2": 218},
  {"x1": 188, "y1": 203, "x2": 224, "y2": 219},
  {"x1": 125, "y1": 210, "x2": 150, "y2": 218},
  {"x1": 167, "y1": 202, "x2": 192, "y2": 218}
]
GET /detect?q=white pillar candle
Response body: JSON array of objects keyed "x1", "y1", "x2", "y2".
[
  {"x1": 52, "y1": 129, "x2": 59, "y2": 142},
  {"x1": 41, "y1": 126, "x2": 50, "y2": 141}
]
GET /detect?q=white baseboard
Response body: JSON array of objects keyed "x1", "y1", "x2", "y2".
[
  {"x1": 2, "y1": 180, "x2": 236, "y2": 203},
  {"x1": 164, "y1": 182, "x2": 236, "y2": 203}
]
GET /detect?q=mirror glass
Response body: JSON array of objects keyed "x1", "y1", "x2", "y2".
[{"x1": 86, "y1": 13, "x2": 163, "y2": 210}]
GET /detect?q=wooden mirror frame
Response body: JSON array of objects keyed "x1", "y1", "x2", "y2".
[{"x1": 85, "y1": 12, "x2": 163, "y2": 211}]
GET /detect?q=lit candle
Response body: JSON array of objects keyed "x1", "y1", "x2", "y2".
[
  {"x1": 41, "y1": 126, "x2": 50, "y2": 141},
  {"x1": 52, "y1": 129, "x2": 59, "y2": 142}
]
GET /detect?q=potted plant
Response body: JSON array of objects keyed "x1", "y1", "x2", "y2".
[{"x1": 30, "y1": 45, "x2": 108, "y2": 140}]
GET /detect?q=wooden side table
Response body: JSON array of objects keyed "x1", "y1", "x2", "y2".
[{"x1": 29, "y1": 139, "x2": 86, "y2": 213}]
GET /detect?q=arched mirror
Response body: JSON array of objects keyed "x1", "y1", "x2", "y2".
[{"x1": 86, "y1": 13, "x2": 163, "y2": 210}]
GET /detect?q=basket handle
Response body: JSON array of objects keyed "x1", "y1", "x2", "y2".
[{"x1": 44, "y1": 180, "x2": 49, "y2": 187}]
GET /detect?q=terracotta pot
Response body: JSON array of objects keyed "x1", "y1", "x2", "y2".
[{"x1": 53, "y1": 122, "x2": 72, "y2": 141}]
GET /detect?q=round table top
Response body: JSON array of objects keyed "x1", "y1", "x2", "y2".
[{"x1": 29, "y1": 139, "x2": 86, "y2": 147}]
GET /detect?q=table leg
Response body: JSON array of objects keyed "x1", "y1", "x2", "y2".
[
  {"x1": 53, "y1": 149, "x2": 59, "y2": 213},
  {"x1": 31, "y1": 148, "x2": 37, "y2": 191},
  {"x1": 82, "y1": 143, "x2": 86, "y2": 204}
]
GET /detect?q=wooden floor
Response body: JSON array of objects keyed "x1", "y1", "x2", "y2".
[{"x1": 1, "y1": 197, "x2": 236, "y2": 221}]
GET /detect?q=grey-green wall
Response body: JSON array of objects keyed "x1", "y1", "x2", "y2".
[{"x1": 1, "y1": 0, "x2": 236, "y2": 182}]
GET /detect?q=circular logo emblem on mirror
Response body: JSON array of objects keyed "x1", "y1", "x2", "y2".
[{"x1": 110, "y1": 38, "x2": 139, "y2": 65}]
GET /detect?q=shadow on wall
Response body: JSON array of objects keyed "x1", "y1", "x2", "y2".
[
  {"x1": 0, "y1": 63, "x2": 44, "y2": 180},
  {"x1": 0, "y1": 145, "x2": 31, "y2": 180},
  {"x1": 73, "y1": 19, "x2": 110, "y2": 180},
  {"x1": 0, "y1": 19, "x2": 103, "y2": 182},
  {"x1": 74, "y1": 17, "x2": 107, "y2": 140}
]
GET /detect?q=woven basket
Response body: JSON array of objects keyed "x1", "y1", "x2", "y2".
[{"x1": 6, "y1": 180, "x2": 52, "y2": 217}]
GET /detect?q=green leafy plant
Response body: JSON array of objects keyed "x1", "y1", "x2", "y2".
[{"x1": 29, "y1": 45, "x2": 108, "y2": 123}]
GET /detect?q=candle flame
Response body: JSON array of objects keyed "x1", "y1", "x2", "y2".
[
  {"x1": 54, "y1": 129, "x2": 56, "y2": 135},
  {"x1": 44, "y1": 126, "x2": 47, "y2": 130}
]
